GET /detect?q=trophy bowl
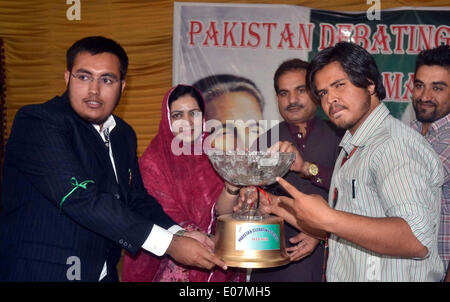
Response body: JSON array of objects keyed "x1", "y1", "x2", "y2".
[
  {"x1": 207, "y1": 150, "x2": 295, "y2": 268},
  {"x1": 207, "y1": 151, "x2": 295, "y2": 187}
]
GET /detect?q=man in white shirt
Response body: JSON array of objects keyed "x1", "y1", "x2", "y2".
[{"x1": 243, "y1": 42, "x2": 444, "y2": 281}]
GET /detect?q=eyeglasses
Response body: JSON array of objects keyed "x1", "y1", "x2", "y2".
[{"x1": 70, "y1": 72, "x2": 120, "y2": 87}]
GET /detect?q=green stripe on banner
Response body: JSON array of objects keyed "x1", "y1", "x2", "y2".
[{"x1": 309, "y1": 9, "x2": 450, "y2": 120}]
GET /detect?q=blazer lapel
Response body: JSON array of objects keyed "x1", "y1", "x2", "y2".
[
  {"x1": 109, "y1": 123, "x2": 130, "y2": 200},
  {"x1": 89, "y1": 127, "x2": 117, "y2": 179},
  {"x1": 71, "y1": 116, "x2": 118, "y2": 184}
]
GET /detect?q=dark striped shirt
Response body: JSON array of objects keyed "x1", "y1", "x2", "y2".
[{"x1": 411, "y1": 113, "x2": 450, "y2": 271}]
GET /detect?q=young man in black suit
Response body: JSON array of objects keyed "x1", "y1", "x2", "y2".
[{"x1": 0, "y1": 36, "x2": 226, "y2": 281}]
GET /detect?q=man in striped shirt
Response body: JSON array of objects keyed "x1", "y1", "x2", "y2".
[
  {"x1": 253, "y1": 42, "x2": 444, "y2": 281},
  {"x1": 411, "y1": 45, "x2": 450, "y2": 282}
]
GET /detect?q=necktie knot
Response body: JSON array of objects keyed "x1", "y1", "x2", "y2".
[{"x1": 103, "y1": 128, "x2": 110, "y2": 149}]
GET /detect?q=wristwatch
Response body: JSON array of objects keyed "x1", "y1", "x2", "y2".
[
  {"x1": 308, "y1": 163, "x2": 319, "y2": 176},
  {"x1": 225, "y1": 184, "x2": 240, "y2": 195}
]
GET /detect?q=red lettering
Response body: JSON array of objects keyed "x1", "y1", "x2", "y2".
[
  {"x1": 189, "y1": 20, "x2": 202, "y2": 46},
  {"x1": 277, "y1": 23, "x2": 295, "y2": 49},
  {"x1": 297, "y1": 23, "x2": 314, "y2": 50},
  {"x1": 319, "y1": 23, "x2": 335, "y2": 50},
  {"x1": 353, "y1": 24, "x2": 371, "y2": 50},
  {"x1": 252, "y1": 237, "x2": 268, "y2": 241},
  {"x1": 262, "y1": 22, "x2": 277, "y2": 48},
  {"x1": 370, "y1": 25, "x2": 392, "y2": 54},
  {"x1": 202, "y1": 21, "x2": 220, "y2": 47},
  {"x1": 240, "y1": 22, "x2": 247, "y2": 47},
  {"x1": 390, "y1": 25, "x2": 409, "y2": 54},
  {"x1": 223, "y1": 21, "x2": 238, "y2": 47},
  {"x1": 383, "y1": 72, "x2": 403, "y2": 100},
  {"x1": 402, "y1": 73, "x2": 415, "y2": 101},
  {"x1": 407, "y1": 25, "x2": 419, "y2": 54},
  {"x1": 435, "y1": 25, "x2": 450, "y2": 46},
  {"x1": 417, "y1": 25, "x2": 435, "y2": 51},
  {"x1": 247, "y1": 22, "x2": 261, "y2": 48}
]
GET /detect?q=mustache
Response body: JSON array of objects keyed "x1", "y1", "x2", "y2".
[
  {"x1": 285, "y1": 103, "x2": 305, "y2": 111},
  {"x1": 328, "y1": 103, "x2": 347, "y2": 116},
  {"x1": 415, "y1": 99, "x2": 437, "y2": 107}
]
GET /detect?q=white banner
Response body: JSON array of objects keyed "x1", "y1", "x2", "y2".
[{"x1": 173, "y1": 2, "x2": 312, "y2": 124}]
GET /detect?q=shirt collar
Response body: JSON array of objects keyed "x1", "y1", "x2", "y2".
[
  {"x1": 92, "y1": 115, "x2": 116, "y2": 135},
  {"x1": 411, "y1": 112, "x2": 450, "y2": 135},
  {"x1": 339, "y1": 102, "x2": 390, "y2": 154}
]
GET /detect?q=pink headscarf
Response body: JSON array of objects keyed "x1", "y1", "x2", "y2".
[{"x1": 122, "y1": 85, "x2": 242, "y2": 282}]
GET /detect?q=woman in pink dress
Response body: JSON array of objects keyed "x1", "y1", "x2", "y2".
[{"x1": 121, "y1": 85, "x2": 244, "y2": 282}]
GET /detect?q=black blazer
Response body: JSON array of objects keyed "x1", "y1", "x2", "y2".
[{"x1": 0, "y1": 92, "x2": 176, "y2": 281}]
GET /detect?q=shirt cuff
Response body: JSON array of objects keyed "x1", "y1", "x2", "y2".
[
  {"x1": 141, "y1": 224, "x2": 183, "y2": 256},
  {"x1": 168, "y1": 225, "x2": 185, "y2": 234}
]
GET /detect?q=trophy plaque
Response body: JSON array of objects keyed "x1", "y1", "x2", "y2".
[{"x1": 207, "y1": 151, "x2": 295, "y2": 268}]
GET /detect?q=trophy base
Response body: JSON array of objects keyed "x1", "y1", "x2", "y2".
[
  {"x1": 215, "y1": 214, "x2": 289, "y2": 269},
  {"x1": 217, "y1": 252, "x2": 290, "y2": 269}
]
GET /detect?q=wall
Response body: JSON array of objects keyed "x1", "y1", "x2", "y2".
[{"x1": 0, "y1": 0, "x2": 446, "y2": 156}]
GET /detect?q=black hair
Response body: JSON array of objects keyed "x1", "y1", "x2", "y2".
[
  {"x1": 415, "y1": 44, "x2": 450, "y2": 74},
  {"x1": 193, "y1": 74, "x2": 264, "y2": 111},
  {"x1": 307, "y1": 41, "x2": 386, "y2": 101},
  {"x1": 66, "y1": 36, "x2": 129, "y2": 80},
  {"x1": 274, "y1": 58, "x2": 309, "y2": 94},
  {"x1": 168, "y1": 85, "x2": 204, "y2": 114}
]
